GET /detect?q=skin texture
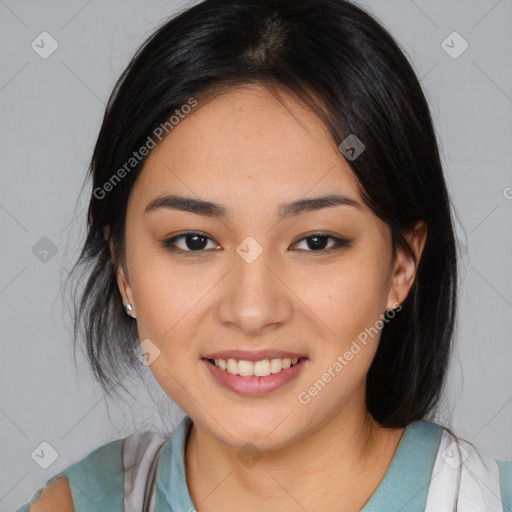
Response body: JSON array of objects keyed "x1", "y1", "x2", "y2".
[
  {"x1": 111, "y1": 84, "x2": 428, "y2": 511},
  {"x1": 29, "y1": 477, "x2": 73, "y2": 512}
]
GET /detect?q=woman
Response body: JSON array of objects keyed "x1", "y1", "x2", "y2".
[{"x1": 16, "y1": 0, "x2": 511, "y2": 511}]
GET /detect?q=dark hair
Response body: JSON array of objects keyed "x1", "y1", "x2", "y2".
[{"x1": 63, "y1": 0, "x2": 458, "y2": 429}]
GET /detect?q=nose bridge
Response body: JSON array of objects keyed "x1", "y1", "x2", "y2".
[
  {"x1": 216, "y1": 236, "x2": 292, "y2": 334},
  {"x1": 236, "y1": 239, "x2": 273, "y2": 292}
]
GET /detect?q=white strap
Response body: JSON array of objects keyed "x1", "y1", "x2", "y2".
[
  {"x1": 122, "y1": 430, "x2": 169, "y2": 512},
  {"x1": 425, "y1": 429, "x2": 503, "y2": 512}
]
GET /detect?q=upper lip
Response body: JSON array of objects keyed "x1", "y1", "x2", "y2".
[{"x1": 202, "y1": 349, "x2": 308, "y2": 362}]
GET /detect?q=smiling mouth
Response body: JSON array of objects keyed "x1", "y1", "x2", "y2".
[{"x1": 204, "y1": 357, "x2": 307, "y2": 377}]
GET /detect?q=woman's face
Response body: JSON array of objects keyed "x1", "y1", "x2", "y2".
[{"x1": 115, "y1": 84, "x2": 425, "y2": 449}]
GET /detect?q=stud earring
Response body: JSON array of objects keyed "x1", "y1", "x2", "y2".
[{"x1": 124, "y1": 303, "x2": 135, "y2": 318}]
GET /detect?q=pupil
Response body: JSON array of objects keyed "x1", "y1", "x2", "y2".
[
  {"x1": 308, "y1": 236, "x2": 327, "y2": 250},
  {"x1": 187, "y1": 235, "x2": 207, "y2": 250}
]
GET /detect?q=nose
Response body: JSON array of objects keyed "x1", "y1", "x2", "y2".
[{"x1": 215, "y1": 245, "x2": 293, "y2": 337}]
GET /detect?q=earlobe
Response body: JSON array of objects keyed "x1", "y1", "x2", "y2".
[
  {"x1": 116, "y1": 266, "x2": 136, "y2": 318},
  {"x1": 386, "y1": 220, "x2": 428, "y2": 311},
  {"x1": 385, "y1": 288, "x2": 401, "y2": 312},
  {"x1": 106, "y1": 227, "x2": 137, "y2": 319}
]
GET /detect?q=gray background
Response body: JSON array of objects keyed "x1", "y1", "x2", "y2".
[{"x1": 1, "y1": 0, "x2": 511, "y2": 510}]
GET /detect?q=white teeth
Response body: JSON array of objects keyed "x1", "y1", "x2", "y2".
[
  {"x1": 254, "y1": 359, "x2": 270, "y2": 376},
  {"x1": 215, "y1": 359, "x2": 227, "y2": 371},
  {"x1": 212, "y1": 357, "x2": 302, "y2": 376},
  {"x1": 227, "y1": 358, "x2": 238, "y2": 374},
  {"x1": 238, "y1": 360, "x2": 254, "y2": 377},
  {"x1": 270, "y1": 358, "x2": 283, "y2": 373}
]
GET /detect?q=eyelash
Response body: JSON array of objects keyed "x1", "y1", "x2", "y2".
[{"x1": 161, "y1": 232, "x2": 351, "y2": 257}]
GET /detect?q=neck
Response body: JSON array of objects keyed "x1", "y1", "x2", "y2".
[{"x1": 184, "y1": 401, "x2": 403, "y2": 511}]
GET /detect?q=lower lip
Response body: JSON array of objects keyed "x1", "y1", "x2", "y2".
[{"x1": 202, "y1": 358, "x2": 307, "y2": 396}]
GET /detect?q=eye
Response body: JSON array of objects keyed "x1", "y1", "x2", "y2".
[
  {"x1": 291, "y1": 233, "x2": 351, "y2": 254},
  {"x1": 162, "y1": 232, "x2": 220, "y2": 257},
  {"x1": 161, "y1": 231, "x2": 351, "y2": 257}
]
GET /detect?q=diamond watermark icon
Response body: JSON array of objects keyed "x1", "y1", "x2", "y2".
[
  {"x1": 32, "y1": 237, "x2": 58, "y2": 263},
  {"x1": 237, "y1": 442, "x2": 262, "y2": 468},
  {"x1": 441, "y1": 31, "x2": 468, "y2": 59},
  {"x1": 136, "y1": 338, "x2": 161, "y2": 366},
  {"x1": 31, "y1": 441, "x2": 59, "y2": 469},
  {"x1": 339, "y1": 134, "x2": 365, "y2": 161},
  {"x1": 441, "y1": 441, "x2": 469, "y2": 469},
  {"x1": 236, "y1": 236, "x2": 263, "y2": 264},
  {"x1": 31, "y1": 32, "x2": 59, "y2": 59}
]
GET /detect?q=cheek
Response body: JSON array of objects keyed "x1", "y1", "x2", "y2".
[
  {"x1": 129, "y1": 245, "x2": 210, "y2": 337},
  {"x1": 294, "y1": 257, "x2": 388, "y2": 345},
  {"x1": 124, "y1": 258, "x2": 209, "y2": 400},
  {"x1": 132, "y1": 261, "x2": 202, "y2": 401}
]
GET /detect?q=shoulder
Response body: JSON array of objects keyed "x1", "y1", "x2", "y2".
[
  {"x1": 28, "y1": 477, "x2": 73, "y2": 512},
  {"x1": 496, "y1": 458, "x2": 512, "y2": 512},
  {"x1": 425, "y1": 423, "x2": 512, "y2": 511},
  {"x1": 17, "y1": 430, "x2": 170, "y2": 512}
]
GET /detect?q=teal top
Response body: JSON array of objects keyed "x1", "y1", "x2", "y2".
[{"x1": 13, "y1": 415, "x2": 512, "y2": 512}]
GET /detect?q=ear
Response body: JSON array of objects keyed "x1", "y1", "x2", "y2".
[
  {"x1": 386, "y1": 220, "x2": 428, "y2": 310},
  {"x1": 103, "y1": 225, "x2": 136, "y2": 318}
]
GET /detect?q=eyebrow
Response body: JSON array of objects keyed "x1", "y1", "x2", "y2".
[{"x1": 144, "y1": 193, "x2": 362, "y2": 220}]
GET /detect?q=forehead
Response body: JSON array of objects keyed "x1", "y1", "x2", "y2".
[{"x1": 130, "y1": 84, "x2": 364, "y2": 214}]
